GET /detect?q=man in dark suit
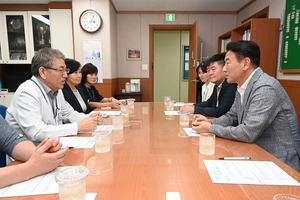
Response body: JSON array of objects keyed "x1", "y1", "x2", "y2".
[{"x1": 181, "y1": 53, "x2": 237, "y2": 117}]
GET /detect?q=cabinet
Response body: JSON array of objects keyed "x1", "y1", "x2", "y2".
[
  {"x1": 0, "y1": 93, "x2": 14, "y2": 107},
  {"x1": 0, "y1": 11, "x2": 51, "y2": 64},
  {"x1": 115, "y1": 92, "x2": 143, "y2": 102},
  {"x1": 218, "y1": 18, "x2": 280, "y2": 77}
]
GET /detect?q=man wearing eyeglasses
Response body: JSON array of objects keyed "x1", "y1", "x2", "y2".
[{"x1": 5, "y1": 48, "x2": 102, "y2": 144}]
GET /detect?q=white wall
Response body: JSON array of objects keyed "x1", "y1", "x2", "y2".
[
  {"x1": 72, "y1": 0, "x2": 117, "y2": 78},
  {"x1": 50, "y1": 9, "x2": 74, "y2": 58},
  {"x1": 71, "y1": 0, "x2": 294, "y2": 81},
  {"x1": 116, "y1": 13, "x2": 236, "y2": 79}
]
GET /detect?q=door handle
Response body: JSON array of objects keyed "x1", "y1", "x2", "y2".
[{"x1": 190, "y1": 79, "x2": 199, "y2": 83}]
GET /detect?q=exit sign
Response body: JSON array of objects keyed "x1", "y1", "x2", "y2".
[{"x1": 165, "y1": 13, "x2": 175, "y2": 21}]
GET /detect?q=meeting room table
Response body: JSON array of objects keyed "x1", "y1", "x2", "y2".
[{"x1": 4, "y1": 102, "x2": 300, "y2": 200}]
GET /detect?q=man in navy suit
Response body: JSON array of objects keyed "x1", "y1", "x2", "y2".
[{"x1": 181, "y1": 53, "x2": 237, "y2": 117}]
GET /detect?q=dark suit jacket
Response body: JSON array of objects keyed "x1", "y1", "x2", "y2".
[
  {"x1": 62, "y1": 83, "x2": 91, "y2": 114},
  {"x1": 194, "y1": 79, "x2": 237, "y2": 117}
]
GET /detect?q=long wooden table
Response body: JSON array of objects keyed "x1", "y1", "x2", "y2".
[{"x1": 4, "y1": 102, "x2": 300, "y2": 199}]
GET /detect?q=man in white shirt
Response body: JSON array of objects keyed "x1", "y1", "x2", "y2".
[{"x1": 6, "y1": 48, "x2": 102, "y2": 143}]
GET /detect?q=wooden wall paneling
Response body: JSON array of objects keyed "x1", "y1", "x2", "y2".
[
  {"x1": 279, "y1": 80, "x2": 300, "y2": 124},
  {"x1": 93, "y1": 78, "x2": 118, "y2": 98}
]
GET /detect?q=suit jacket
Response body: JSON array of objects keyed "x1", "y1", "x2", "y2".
[
  {"x1": 194, "y1": 79, "x2": 237, "y2": 117},
  {"x1": 210, "y1": 68, "x2": 300, "y2": 171},
  {"x1": 62, "y1": 83, "x2": 91, "y2": 114}
]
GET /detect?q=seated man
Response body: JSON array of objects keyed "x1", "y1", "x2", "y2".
[
  {"x1": 0, "y1": 115, "x2": 68, "y2": 188},
  {"x1": 6, "y1": 48, "x2": 102, "y2": 143},
  {"x1": 193, "y1": 40, "x2": 300, "y2": 172},
  {"x1": 181, "y1": 53, "x2": 237, "y2": 117}
]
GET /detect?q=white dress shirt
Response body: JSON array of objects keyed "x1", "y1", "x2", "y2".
[
  {"x1": 6, "y1": 76, "x2": 86, "y2": 143},
  {"x1": 201, "y1": 82, "x2": 215, "y2": 102},
  {"x1": 237, "y1": 67, "x2": 259, "y2": 104}
]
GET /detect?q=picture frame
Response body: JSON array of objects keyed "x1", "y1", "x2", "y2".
[{"x1": 126, "y1": 48, "x2": 141, "y2": 61}]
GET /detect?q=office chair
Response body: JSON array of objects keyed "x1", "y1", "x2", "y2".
[{"x1": 0, "y1": 104, "x2": 8, "y2": 167}]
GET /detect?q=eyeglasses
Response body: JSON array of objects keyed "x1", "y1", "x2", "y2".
[{"x1": 44, "y1": 67, "x2": 70, "y2": 74}]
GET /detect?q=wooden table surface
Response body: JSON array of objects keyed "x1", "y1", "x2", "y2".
[{"x1": 3, "y1": 102, "x2": 300, "y2": 200}]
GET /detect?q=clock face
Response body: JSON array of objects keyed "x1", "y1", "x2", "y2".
[{"x1": 79, "y1": 10, "x2": 102, "y2": 33}]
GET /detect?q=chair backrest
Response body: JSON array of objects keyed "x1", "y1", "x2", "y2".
[
  {"x1": 0, "y1": 104, "x2": 8, "y2": 167},
  {"x1": 0, "y1": 104, "x2": 7, "y2": 118}
]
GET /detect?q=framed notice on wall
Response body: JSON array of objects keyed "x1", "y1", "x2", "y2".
[
  {"x1": 280, "y1": 0, "x2": 300, "y2": 73},
  {"x1": 183, "y1": 45, "x2": 189, "y2": 80}
]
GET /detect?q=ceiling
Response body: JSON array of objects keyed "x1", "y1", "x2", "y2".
[{"x1": 0, "y1": 0, "x2": 252, "y2": 12}]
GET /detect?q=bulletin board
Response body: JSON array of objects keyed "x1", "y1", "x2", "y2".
[
  {"x1": 183, "y1": 45, "x2": 189, "y2": 80},
  {"x1": 280, "y1": 0, "x2": 300, "y2": 73}
]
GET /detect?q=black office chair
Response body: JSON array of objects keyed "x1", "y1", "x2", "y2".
[{"x1": 0, "y1": 104, "x2": 8, "y2": 167}]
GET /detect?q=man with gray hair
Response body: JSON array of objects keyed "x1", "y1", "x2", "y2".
[{"x1": 6, "y1": 48, "x2": 102, "y2": 143}]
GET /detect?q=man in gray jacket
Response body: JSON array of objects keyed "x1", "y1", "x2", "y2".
[{"x1": 193, "y1": 40, "x2": 300, "y2": 172}]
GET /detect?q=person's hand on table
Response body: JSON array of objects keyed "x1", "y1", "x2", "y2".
[
  {"x1": 78, "y1": 114, "x2": 99, "y2": 132},
  {"x1": 192, "y1": 114, "x2": 212, "y2": 133},
  {"x1": 46, "y1": 137, "x2": 63, "y2": 153},
  {"x1": 110, "y1": 102, "x2": 120, "y2": 109},
  {"x1": 27, "y1": 138, "x2": 68, "y2": 176},
  {"x1": 89, "y1": 111, "x2": 103, "y2": 124},
  {"x1": 180, "y1": 104, "x2": 194, "y2": 113}
]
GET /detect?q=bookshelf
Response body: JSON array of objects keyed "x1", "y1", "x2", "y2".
[{"x1": 218, "y1": 18, "x2": 280, "y2": 77}]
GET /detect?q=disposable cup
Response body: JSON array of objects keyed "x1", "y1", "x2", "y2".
[
  {"x1": 127, "y1": 98, "x2": 135, "y2": 108},
  {"x1": 199, "y1": 133, "x2": 215, "y2": 155},
  {"x1": 55, "y1": 166, "x2": 90, "y2": 200},
  {"x1": 179, "y1": 111, "x2": 190, "y2": 126},
  {"x1": 165, "y1": 100, "x2": 175, "y2": 111},
  {"x1": 110, "y1": 115, "x2": 123, "y2": 130},
  {"x1": 93, "y1": 130, "x2": 112, "y2": 153}
]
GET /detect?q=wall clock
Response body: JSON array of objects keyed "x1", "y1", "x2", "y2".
[{"x1": 79, "y1": 9, "x2": 102, "y2": 33}]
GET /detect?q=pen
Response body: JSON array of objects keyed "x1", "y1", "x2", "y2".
[
  {"x1": 69, "y1": 147, "x2": 74, "y2": 149},
  {"x1": 218, "y1": 157, "x2": 251, "y2": 160}
]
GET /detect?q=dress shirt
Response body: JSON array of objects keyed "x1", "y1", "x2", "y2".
[
  {"x1": 201, "y1": 82, "x2": 215, "y2": 102},
  {"x1": 6, "y1": 76, "x2": 86, "y2": 143},
  {"x1": 237, "y1": 67, "x2": 259, "y2": 104}
]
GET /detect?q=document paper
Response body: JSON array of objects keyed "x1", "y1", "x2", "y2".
[
  {"x1": 164, "y1": 111, "x2": 180, "y2": 115},
  {"x1": 60, "y1": 137, "x2": 95, "y2": 148},
  {"x1": 203, "y1": 160, "x2": 300, "y2": 186},
  {"x1": 0, "y1": 167, "x2": 97, "y2": 199},
  {"x1": 183, "y1": 128, "x2": 199, "y2": 136}
]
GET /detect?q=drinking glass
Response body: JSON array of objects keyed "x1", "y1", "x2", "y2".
[
  {"x1": 55, "y1": 166, "x2": 90, "y2": 200},
  {"x1": 93, "y1": 130, "x2": 112, "y2": 153},
  {"x1": 179, "y1": 111, "x2": 190, "y2": 126},
  {"x1": 199, "y1": 133, "x2": 215, "y2": 155},
  {"x1": 111, "y1": 115, "x2": 123, "y2": 130}
]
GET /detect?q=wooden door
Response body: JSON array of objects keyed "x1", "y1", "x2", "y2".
[{"x1": 188, "y1": 21, "x2": 198, "y2": 102}]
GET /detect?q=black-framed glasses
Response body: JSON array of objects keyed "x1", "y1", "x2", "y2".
[{"x1": 44, "y1": 67, "x2": 70, "y2": 74}]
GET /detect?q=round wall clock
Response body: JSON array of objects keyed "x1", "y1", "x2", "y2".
[{"x1": 79, "y1": 9, "x2": 102, "y2": 33}]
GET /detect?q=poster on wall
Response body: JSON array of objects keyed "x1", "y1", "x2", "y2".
[
  {"x1": 183, "y1": 45, "x2": 189, "y2": 80},
  {"x1": 83, "y1": 39, "x2": 103, "y2": 83}
]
